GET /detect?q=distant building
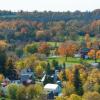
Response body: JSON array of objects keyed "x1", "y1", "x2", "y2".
[
  {"x1": 20, "y1": 68, "x2": 35, "y2": 84},
  {"x1": 80, "y1": 48, "x2": 90, "y2": 59},
  {"x1": 44, "y1": 83, "x2": 61, "y2": 95}
]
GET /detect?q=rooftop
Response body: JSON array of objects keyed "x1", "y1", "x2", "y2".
[{"x1": 44, "y1": 83, "x2": 58, "y2": 90}]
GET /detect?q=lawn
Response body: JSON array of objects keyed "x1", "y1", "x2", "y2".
[
  {"x1": 79, "y1": 36, "x2": 100, "y2": 42},
  {"x1": 33, "y1": 42, "x2": 62, "y2": 47},
  {"x1": 48, "y1": 56, "x2": 100, "y2": 68}
]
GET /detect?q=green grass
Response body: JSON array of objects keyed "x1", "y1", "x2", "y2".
[
  {"x1": 48, "y1": 56, "x2": 100, "y2": 67},
  {"x1": 79, "y1": 36, "x2": 100, "y2": 42},
  {"x1": 33, "y1": 42, "x2": 62, "y2": 47}
]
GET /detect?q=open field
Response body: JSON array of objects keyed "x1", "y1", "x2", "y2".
[{"x1": 48, "y1": 56, "x2": 100, "y2": 67}]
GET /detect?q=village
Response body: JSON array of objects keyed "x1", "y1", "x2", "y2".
[{"x1": 0, "y1": 33, "x2": 100, "y2": 100}]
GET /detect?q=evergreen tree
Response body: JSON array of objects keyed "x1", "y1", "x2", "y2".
[
  {"x1": 0, "y1": 49, "x2": 7, "y2": 75},
  {"x1": 46, "y1": 62, "x2": 51, "y2": 75},
  {"x1": 62, "y1": 63, "x2": 67, "y2": 81},
  {"x1": 74, "y1": 68, "x2": 84, "y2": 96},
  {"x1": 62, "y1": 70, "x2": 67, "y2": 81},
  {"x1": 6, "y1": 57, "x2": 18, "y2": 80},
  {"x1": 52, "y1": 60, "x2": 59, "y2": 70}
]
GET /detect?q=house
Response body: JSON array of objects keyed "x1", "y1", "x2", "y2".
[
  {"x1": 74, "y1": 54, "x2": 81, "y2": 58},
  {"x1": 20, "y1": 68, "x2": 35, "y2": 84},
  {"x1": 91, "y1": 62, "x2": 99, "y2": 67},
  {"x1": 80, "y1": 48, "x2": 90, "y2": 59},
  {"x1": 44, "y1": 83, "x2": 61, "y2": 95}
]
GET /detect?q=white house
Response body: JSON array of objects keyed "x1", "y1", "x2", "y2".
[
  {"x1": 91, "y1": 62, "x2": 99, "y2": 67},
  {"x1": 74, "y1": 54, "x2": 81, "y2": 58},
  {"x1": 44, "y1": 83, "x2": 61, "y2": 94}
]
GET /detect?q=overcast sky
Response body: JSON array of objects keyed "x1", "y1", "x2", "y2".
[{"x1": 0, "y1": 0, "x2": 100, "y2": 12}]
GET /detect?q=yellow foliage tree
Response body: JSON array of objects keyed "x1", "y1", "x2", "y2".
[
  {"x1": 0, "y1": 74, "x2": 4, "y2": 82},
  {"x1": 35, "y1": 65, "x2": 44, "y2": 77},
  {"x1": 83, "y1": 91, "x2": 100, "y2": 100},
  {"x1": 68, "y1": 94, "x2": 82, "y2": 100}
]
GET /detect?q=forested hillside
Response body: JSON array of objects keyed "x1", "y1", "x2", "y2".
[{"x1": 0, "y1": 9, "x2": 100, "y2": 44}]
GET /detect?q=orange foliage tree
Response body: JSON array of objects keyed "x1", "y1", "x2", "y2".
[
  {"x1": 88, "y1": 49, "x2": 95, "y2": 59},
  {"x1": 96, "y1": 50, "x2": 100, "y2": 59},
  {"x1": 58, "y1": 41, "x2": 78, "y2": 61},
  {"x1": 38, "y1": 42, "x2": 50, "y2": 56},
  {"x1": 88, "y1": 49, "x2": 100, "y2": 59}
]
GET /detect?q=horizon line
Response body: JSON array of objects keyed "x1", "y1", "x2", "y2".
[{"x1": 0, "y1": 8, "x2": 100, "y2": 13}]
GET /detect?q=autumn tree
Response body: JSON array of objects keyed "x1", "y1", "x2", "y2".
[
  {"x1": 7, "y1": 84, "x2": 19, "y2": 100},
  {"x1": 88, "y1": 49, "x2": 95, "y2": 59},
  {"x1": 63, "y1": 81, "x2": 75, "y2": 96},
  {"x1": 84, "y1": 33, "x2": 92, "y2": 48},
  {"x1": 35, "y1": 65, "x2": 44, "y2": 78},
  {"x1": 68, "y1": 94, "x2": 82, "y2": 100},
  {"x1": 36, "y1": 30, "x2": 50, "y2": 41},
  {"x1": 26, "y1": 84, "x2": 43, "y2": 100},
  {"x1": 24, "y1": 43, "x2": 38, "y2": 54},
  {"x1": 16, "y1": 85, "x2": 27, "y2": 100},
  {"x1": 58, "y1": 41, "x2": 78, "y2": 61},
  {"x1": 83, "y1": 91, "x2": 100, "y2": 100},
  {"x1": 16, "y1": 55, "x2": 37, "y2": 70},
  {"x1": 0, "y1": 74, "x2": 4, "y2": 83},
  {"x1": 38, "y1": 42, "x2": 50, "y2": 56}
]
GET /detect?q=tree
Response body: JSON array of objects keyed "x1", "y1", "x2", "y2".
[
  {"x1": 73, "y1": 68, "x2": 84, "y2": 96},
  {"x1": 65, "y1": 69, "x2": 74, "y2": 82},
  {"x1": 83, "y1": 92, "x2": 100, "y2": 100},
  {"x1": 63, "y1": 81, "x2": 75, "y2": 96},
  {"x1": 35, "y1": 65, "x2": 44, "y2": 78},
  {"x1": 69, "y1": 94, "x2": 82, "y2": 100},
  {"x1": 96, "y1": 50, "x2": 100, "y2": 59},
  {"x1": 38, "y1": 42, "x2": 50, "y2": 56},
  {"x1": 84, "y1": 33, "x2": 92, "y2": 48},
  {"x1": 33, "y1": 84, "x2": 43, "y2": 98},
  {"x1": 58, "y1": 41, "x2": 78, "y2": 61},
  {"x1": 88, "y1": 49, "x2": 96, "y2": 59},
  {"x1": 7, "y1": 84, "x2": 19, "y2": 100},
  {"x1": 84, "y1": 33, "x2": 90, "y2": 43},
  {"x1": 15, "y1": 47, "x2": 23, "y2": 58},
  {"x1": 56, "y1": 96, "x2": 67, "y2": 100},
  {"x1": 16, "y1": 86, "x2": 27, "y2": 100},
  {"x1": 26, "y1": 84, "x2": 43, "y2": 100},
  {"x1": 6, "y1": 57, "x2": 18, "y2": 80},
  {"x1": 52, "y1": 60, "x2": 59, "y2": 70},
  {"x1": 24, "y1": 43, "x2": 38, "y2": 54},
  {"x1": 46, "y1": 62, "x2": 51, "y2": 75},
  {"x1": 36, "y1": 30, "x2": 50, "y2": 41},
  {"x1": 16, "y1": 55, "x2": 37, "y2": 70},
  {"x1": 0, "y1": 74, "x2": 4, "y2": 83},
  {"x1": 0, "y1": 49, "x2": 7, "y2": 75}
]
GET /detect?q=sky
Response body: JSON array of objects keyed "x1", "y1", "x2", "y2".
[{"x1": 0, "y1": 0, "x2": 100, "y2": 12}]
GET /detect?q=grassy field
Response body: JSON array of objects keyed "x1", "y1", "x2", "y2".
[
  {"x1": 79, "y1": 36, "x2": 100, "y2": 42},
  {"x1": 48, "y1": 56, "x2": 100, "y2": 67}
]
